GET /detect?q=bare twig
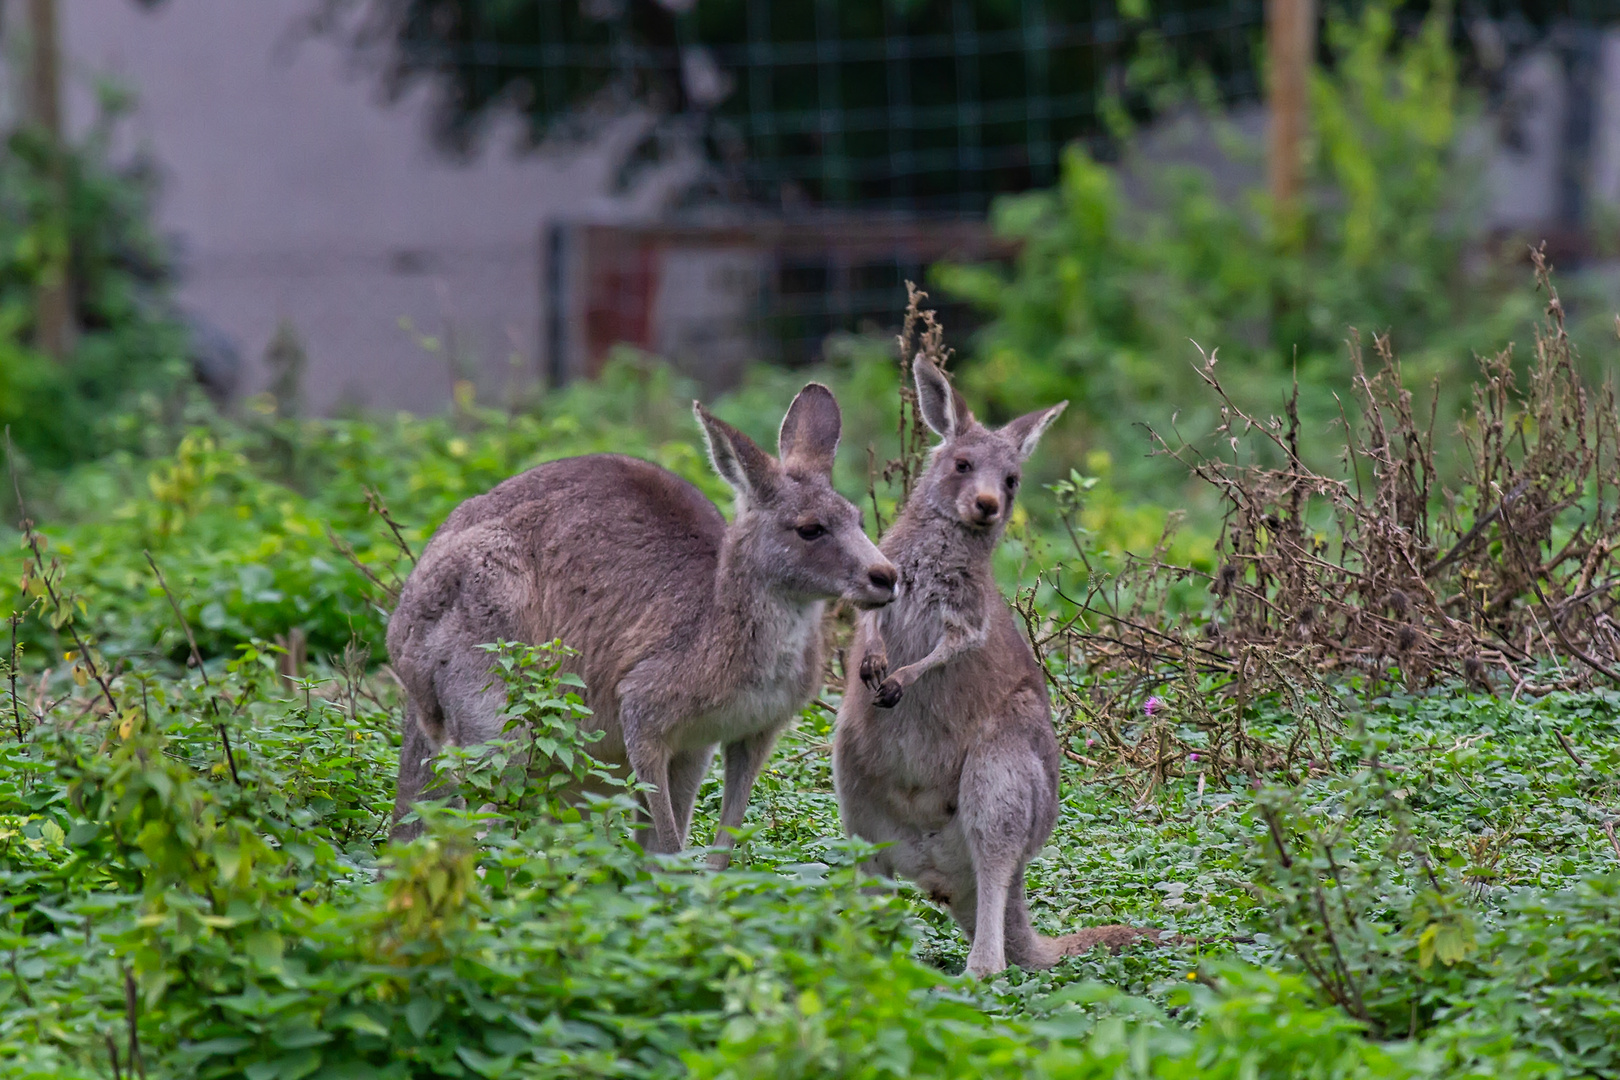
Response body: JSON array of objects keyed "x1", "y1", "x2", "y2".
[
  {"x1": 104, "y1": 1032, "x2": 123, "y2": 1080},
  {"x1": 7, "y1": 949, "x2": 33, "y2": 1007},
  {"x1": 143, "y1": 552, "x2": 209, "y2": 687},
  {"x1": 773, "y1": 741, "x2": 832, "y2": 769},
  {"x1": 8, "y1": 613, "x2": 22, "y2": 740},
  {"x1": 124, "y1": 969, "x2": 146, "y2": 1080},
  {"x1": 1553, "y1": 730, "x2": 1586, "y2": 769},
  {"x1": 1427, "y1": 479, "x2": 1530, "y2": 577},
  {"x1": 327, "y1": 525, "x2": 402, "y2": 604},
  {"x1": 364, "y1": 486, "x2": 416, "y2": 566},
  {"x1": 144, "y1": 551, "x2": 239, "y2": 784},
  {"x1": 6, "y1": 429, "x2": 119, "y2": 714},
  {"x1": 1499, "y1": 496, "x2": 1620, "y2": 684}
]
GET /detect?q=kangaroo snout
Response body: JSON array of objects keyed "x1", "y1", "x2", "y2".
[
  {"x1": 856, "y1": 560, "x2": 898, "y2": 609},
  {"x1": 970, "y1": 492, "x2": 1001, "y2": 525}
]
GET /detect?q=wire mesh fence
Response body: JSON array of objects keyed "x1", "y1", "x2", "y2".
[
  {"x1": 372, "y1": 0, "x2": 1268, "y2": 213},
  {"x1": 699, "y1": 0, "x2": 1266, "y2": 211},
  {"x1": 345, "y1": 0, "x2": 1620, "y2": 380}
]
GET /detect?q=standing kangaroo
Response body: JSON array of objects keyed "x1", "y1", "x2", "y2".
[
  {"x1": 390, "y1": 384, "x2": 896, "y2": 866},
  {"x1": 834, "y1": 359, "x2": 1154, "y2": 975}
]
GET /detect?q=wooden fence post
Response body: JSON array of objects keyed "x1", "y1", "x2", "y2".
[
  {"x1": 27, "y1": 0, "x2": 76, "y2": 360},
  {"x1": 1266, "y1": 0, "x2": 1315, "y2": 226}
]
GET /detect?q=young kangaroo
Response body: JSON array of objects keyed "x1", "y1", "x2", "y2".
[
  {"x1": 834, "y1": 359, "x2": 1155, "y2": 976},
  {"x1": 390, "y1": 384, "x2": 896, "y2": 866}
]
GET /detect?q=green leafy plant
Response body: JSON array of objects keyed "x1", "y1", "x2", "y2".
[
  {"x1": 421, "y1": 639, "x2": 634, "y2": 841},
  {"x1": 1245, "y1": 735, "x2": 1481, "y2": 1039}
]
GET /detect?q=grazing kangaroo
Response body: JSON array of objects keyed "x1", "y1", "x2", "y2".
[
  {"x1": 834, "y1": 359, "x2": 1155, "y2": 976},
  {"x1": 390, "y1": 384, "x2": 897, "y2": 867}
]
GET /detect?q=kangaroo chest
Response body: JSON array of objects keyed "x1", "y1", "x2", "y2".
[
  {"x1": 681, "y1": 602, "x2": 821, "y2": 749},
  {"x1": 879, "y1": 561, "x2": 989, "y2": 667}
]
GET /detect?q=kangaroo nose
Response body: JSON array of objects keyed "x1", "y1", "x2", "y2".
[
  {"x1": 974, "y1": 494, "x2": 1000, "y2": 519},
  {"x1": 869, "y1": 565, "x2": 897, "y2": 593}
]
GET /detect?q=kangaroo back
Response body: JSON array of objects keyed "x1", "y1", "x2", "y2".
[{"x1": 387, "y1": 453, "x2": 725, "y2": 753}]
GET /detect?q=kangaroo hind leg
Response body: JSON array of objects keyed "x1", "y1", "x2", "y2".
[
  {"x1": 1002, "y1": 866, "x2": 1066, "y2": 969},
  {"x1": 390, "y1": 696, "x2": 444, "y2": 844},
  {"x1": 958, "y1": 740, "x2": 1047, "y2": 976}
]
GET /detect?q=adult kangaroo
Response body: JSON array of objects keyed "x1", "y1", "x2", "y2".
[
  {"x1": 390, "y1": 384, "x2": 896, "y2": 867},
  {"x1": 834, "y1": 359, "x2": 1155, "y2": 975}
]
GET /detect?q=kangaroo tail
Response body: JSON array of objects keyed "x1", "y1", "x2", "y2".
[
  {"x1": 1002, "y1": 880, "x2": 1168, "y2": 969},
  {"x1": 1016, "y1": 925, "x2": 1166, "y2": 969}
]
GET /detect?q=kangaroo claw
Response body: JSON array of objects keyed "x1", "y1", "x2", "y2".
[
  {"x1": 874, "y1": 677, "x2": 905, "y2": 708},
  {"x1": 859, "y1": 654, "x2": 889, "y2": 692}
]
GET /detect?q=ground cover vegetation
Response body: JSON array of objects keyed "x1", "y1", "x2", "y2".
[
  {"x1": 3, "y1": 6, "x2": 1619, "y2": 1076},
  {"x1": 1, "y1": 267, "x2": 1618, "y2": 1077}
]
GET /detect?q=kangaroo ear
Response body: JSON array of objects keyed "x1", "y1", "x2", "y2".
[
  {"x1": 912, "y1": 355, "x2": 969, "y2": 438},
  {"x1": 695, "y1": 402, "x2": 778, "y2": 504},
  {"x1": 778, "y1": 383, "x2": 841, "y2": 475},
  {"x1": 1000, "y1": 401, "x2": 1068, "y2": 462}
]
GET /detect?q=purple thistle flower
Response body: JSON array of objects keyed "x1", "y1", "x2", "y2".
[
  {"x1": 1188, "y1": 753, "x2": 1200, "y2": 762},
  {"x1": 1144, "y1": 696, "x2": 1165, "y2": 717}
]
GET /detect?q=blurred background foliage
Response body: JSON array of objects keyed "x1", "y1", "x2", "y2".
[
  {"x1": 936, "y1": 3, "x2": 1539, "y2": 472},
  {"x1": 0, "y1": 85, "x2": 189, "y2": 470}
]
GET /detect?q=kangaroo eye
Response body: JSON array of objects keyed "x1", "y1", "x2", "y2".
[
  {"x1": 955, "y1": 459, "x2": 972, "y2": 473},
  {"x1": 796, "y1": 523, "x2": 827, "y2": 541},
  {"x1": 1006, "y1": 475, "x2": 1019, "y2": 491}
]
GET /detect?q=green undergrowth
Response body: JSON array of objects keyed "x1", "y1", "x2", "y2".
[
  {"x1": 0, "y1": 563, "x2": 1617, "y2": 1076},
  {"x1": 0, "y1": 351, "x2": 1211, "y2": 669},
  {"x1": 1, "y1": 356, "x2": 1616, "y2": 1079}
]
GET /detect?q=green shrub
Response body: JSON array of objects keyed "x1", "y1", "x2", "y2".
[
  {"x1": 0, "y1": 86, "x2": 189, "y2": 469},
  {"x1": 0, "y1": 636, "x2": 919, "y2": 1079}
]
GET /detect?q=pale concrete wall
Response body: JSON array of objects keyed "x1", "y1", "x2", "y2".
[{"x1": 54, "y1": 0, "x2": 699, "y2": 413}]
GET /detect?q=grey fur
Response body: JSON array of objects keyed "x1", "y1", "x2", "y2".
[
  {"x1": 835, "y1": 359, "x2": 1153, "y2": 975},
  {"x1": 390, "y1": 383, "x2": 896, "y2": 867}
]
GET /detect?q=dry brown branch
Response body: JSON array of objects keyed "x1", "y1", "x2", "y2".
[
  {"x1": 365, "y1": 486, "x2": 416, "y2": 565},
  {"x1": 999, "y1": 251, "x2": 1620, "y2": 783},
  {"x1": 869, "y1": 283, "x2": 954, "y2": 525},
  {"x1": 326, "y1": 525, "x2": 403, "y2": 607}
]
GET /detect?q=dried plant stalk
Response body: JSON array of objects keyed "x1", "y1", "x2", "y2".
[{"x1": 1013, "y1": 248, "x2": 1620, "y2": 778}]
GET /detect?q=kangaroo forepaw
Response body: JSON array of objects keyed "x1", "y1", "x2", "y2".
[
  {"x1": 873, "y1": 677, "x2": 905, "y2": 708},
  {"x1": 859, "y1": 654, "x2": 889, "y2": 693}
]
